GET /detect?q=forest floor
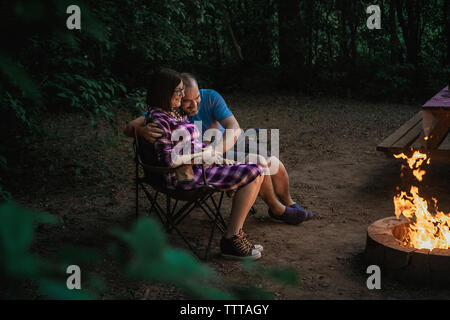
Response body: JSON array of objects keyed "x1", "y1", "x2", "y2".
[{"x1": 8, "y1": 93, "x2": 450, "y2": 300}]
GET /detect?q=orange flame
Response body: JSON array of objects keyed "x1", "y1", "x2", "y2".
[{"x1": 393, "y1": 151, "x2": 450, "y2": 249}]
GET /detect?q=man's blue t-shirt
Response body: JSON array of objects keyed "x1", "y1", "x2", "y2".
[
  {"x1": 191, "y1": 89, "x2": 232, "y2": 134},
  {"x1": 143, "y1": 89, "x2": 232, "y2": 134}
]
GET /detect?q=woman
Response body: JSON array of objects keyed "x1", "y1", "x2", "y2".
[{"x1": 145, "y1": 68, "x2": 264, "y2": 261}]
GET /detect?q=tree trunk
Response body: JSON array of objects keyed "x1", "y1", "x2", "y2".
[
  {"x1": 349, "y1": 1, "x2": 357, "y2": 66},
  {"x1": 389, "y1": 0, "x2": 400, "y2": 64},
  {"x1": 338, "y1": 0, "x2": 349, "y2": 61},
  {"x1": 445, "y1": 0, "x2": 450, "y2": 67},
  {"x1": 395, "y1": 0, "x2": 422, "y2": 66},
  {"x1": 275, "y1": 0, "x2": 300, "y2": 69},
  {"x1": 325, "y1": 6, "x2": 333, "y2": 62},
  {"x1": 304, "y1": 0, "x2": 314, "y2": 69},
  {"x1": 336, "y1": 0, "x2": 357, "y2": 66},
  {"x1": 213, "y1": 16, "x2": 222, "y2": 69}
]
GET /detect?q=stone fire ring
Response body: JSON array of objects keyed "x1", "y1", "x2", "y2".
[{"x1": 365, "y1": 217, "x2": 450, "y2": 287}]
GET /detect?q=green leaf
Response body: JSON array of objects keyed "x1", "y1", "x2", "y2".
[
  {"x1": 0, "y1": 202, "x2": 56, "y2": 278},
  {"x1": 56, "y1": 245, "x2": 101, "y2": 267},
  {"x1": 0, "y1": 187, "x2": 11, "y2": 201},
  {"x1": 39, "y1": 279, "x2": 96, "y2": 300},
  {"x1": 0, "y1": 202, "x2": 35, "y2": 257},
  {"x1": 0, "y1": 51, "x2": 42, "y2": 106},
  {"x1": 111, "y1": 217, "x2": 166, "y2": 262},
  {"x1": 118, "y1": 84, "x2": 127, "y2": 93}
]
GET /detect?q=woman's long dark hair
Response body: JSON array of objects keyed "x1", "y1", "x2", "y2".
[{"x1": 146, "y1": 68, "x2": 182, "y2": 112}]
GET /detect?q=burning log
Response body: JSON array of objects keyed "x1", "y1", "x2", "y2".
[
  {"x1": 365, "y1": 151, "x2": 450, "y2": 287},
  {"x1": 393, "y1": 151, "x2": 449, "y2": 250}
]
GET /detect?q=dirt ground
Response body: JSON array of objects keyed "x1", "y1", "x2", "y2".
[{"x1": 8, "y1": 93, "x2": 450, "y2": 299}]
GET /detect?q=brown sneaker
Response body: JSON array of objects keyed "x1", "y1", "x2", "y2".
[
  {"x1": 238, "y1": 229, "x2": 263, "y2": 252},
  {"x1": 220, "y1": 232, "x2": 262, "y2": 261}
]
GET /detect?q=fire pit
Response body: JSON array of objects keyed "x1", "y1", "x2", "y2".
[
  {"x1": 366, "y1": 216, "x2": 450, "y2": 287},
  {"x1": 365, "y1": 151, "x2": 450, "y2": 287}
]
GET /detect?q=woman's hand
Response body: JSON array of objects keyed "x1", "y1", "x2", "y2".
[
  {"x1": 172, "y1": 153, "x2": 202, "y2": 167},
  {"x1": 171, "y1": 147, "x2": 236, "y2": 168},
  {"x1": 201, "y1": 146, "x2": 216, "y2": 166},
  {"x1": 201, "y1": 148, "x2": 235, "y2": 167}
]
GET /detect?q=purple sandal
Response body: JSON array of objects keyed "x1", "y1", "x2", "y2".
[
  {"x1": 268, "y1": 205, "x2": 312, "y2": 225},
  {"x1": 290, "y1": 203, "x2": 312, "y2": 220}
]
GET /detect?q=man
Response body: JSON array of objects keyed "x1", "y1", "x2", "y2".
[{"x1": 123, "y1": 73, "x2": 312, "y2": 224}]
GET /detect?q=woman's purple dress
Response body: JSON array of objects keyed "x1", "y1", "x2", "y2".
[{"x1": 145, "y1": 108, "x2": 263, "y2": 190}]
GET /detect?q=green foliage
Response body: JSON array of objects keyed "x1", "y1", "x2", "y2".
[
  {"x1": 0, "y1": 52, "x2": 42, "y2": 108},
  {"x1": 0, "y1": 187, "x2": 11, "y2": 202},
  {"x1": 111, "y1": 218, "x2": 233, "y2": 300},
  {"x1": 39, "y1": 279, "x2": 96, "y2": 300},
  {"x1": 126, "y1": 89, "x2": 148, "y2": 115},
  {"x1": 0, "y1": 202, "x2": 101, "y2": 299},
  {"x1": 2, "y1": 0, "x2": 449, "y2": 133},
  {"x1": 47, "y1": 73, "x2": 126, "y2": 124},
  {"x1": 0, "y1": 0, "x2": 127, "y2": 196},
  {"x1": 0, "y1": 202, "x2": 54, "y2": 278},
  {"x1": 0, "y1": 202, "x2": 300, "y2": 299},
  {"x1": 110, "y1": 217, "x2": 301, "y2": 300}
]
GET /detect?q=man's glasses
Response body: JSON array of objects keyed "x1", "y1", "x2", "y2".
[{"x1": 174, "y1": 86, "x2": 185, "y2": 96}]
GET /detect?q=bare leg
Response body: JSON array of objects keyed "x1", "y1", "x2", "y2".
[
  {"x1": 258, "y1": 173, "x2": 286, "y2": 215},
  {"x1": 267, "y1": 156, "x2": 295, "y2": 207},
  {"x1": 226, "y1": 175, "x2": 263, "y2": 238},
  {"x1": 245, "y1": 154, "x2": 294, "y2": 214}
]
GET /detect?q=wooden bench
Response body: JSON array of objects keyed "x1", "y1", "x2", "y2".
[{"x1": 377, "y1": 86, "x2": 450, "y2": 162}]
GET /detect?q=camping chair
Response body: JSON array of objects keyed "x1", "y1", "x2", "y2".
[{"x1": 133, "y1": 135, "x2": 227, "y2": 260}]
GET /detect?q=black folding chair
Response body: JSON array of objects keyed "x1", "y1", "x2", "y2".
[{"x1": 133, "y1": 135, "x2": 227, "y2": 260}]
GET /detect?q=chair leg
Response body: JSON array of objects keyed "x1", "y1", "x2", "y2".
[
  {"x1": 138, "y1": 187, "x2": 227, "y2": 261},
  {"x1": 211, "y1": 192, "x2": 226, "y2": 231},
  {"x1": 140, "y1": 184, "x2": 166, "y2": 226},
  {"x1": 148, "y1": 191, "x2": 159, "y2": 216},
  {"x1": 164, "y1": 214, "x2": 203, "y2": 260},
  {"x1": 200, "y1": 194, "x2": 226, "y2": 233},
  {"x1": 165, "y1": 193, "x2": 225, "y2": 260},
  {"x1": 167, "y1": 199, "x2": 198, "y2": 233}
]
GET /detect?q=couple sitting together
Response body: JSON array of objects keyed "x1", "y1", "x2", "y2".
[{"x1": 124, "y1": 68, "x2": 312, "y2": 261}]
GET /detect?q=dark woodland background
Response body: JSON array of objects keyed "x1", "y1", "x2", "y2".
[
  {"x1": 1, "y1": 0, "x2": 450, "y2": 198},
  {"x1": 1, "y1": 0, "x2": 450, "y2": 299}
]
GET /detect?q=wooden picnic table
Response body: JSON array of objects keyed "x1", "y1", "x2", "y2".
[{"x1": 377, "y1": 86, "x2": 450, "y2": 161}]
